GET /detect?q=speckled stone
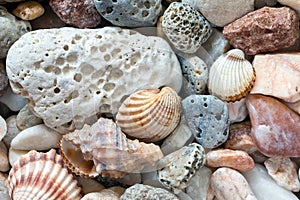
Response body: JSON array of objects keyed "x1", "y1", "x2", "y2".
[
  {"x1": 94, "y1": 0, "x2": 162, "y2": 27},
  {"x1": 223, "y1": 7, "x2": 299, "y2": 55},
  {"x1": 49, "y1": 0, "x2": 101, "y2": 28},
  {"x1": 182, "y1": 95, "x2": 230, "y2": 149}
]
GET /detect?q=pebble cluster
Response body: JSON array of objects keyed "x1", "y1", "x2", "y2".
[{"x1": 0, "y1": 0, "x2": 299, "y2": 200}]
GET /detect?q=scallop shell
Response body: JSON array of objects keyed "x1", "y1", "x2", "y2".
[
  {"x1": 7, "y1": 149, "x2": 82, "y2": 200},
  {"x1": 116, "y1": 87, "x2": 181, "y2": 142},
  {"x1": 208, "y1": 49, "x2": 256, "y2": 102},
  {"x1": 59, "y1": 118, "x2": 164, "y2": 178}
]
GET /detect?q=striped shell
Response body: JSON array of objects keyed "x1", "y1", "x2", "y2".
[
  {"x1": 208, "y1": 49, "x2": 256, "y2": 102},
  {"x1": 116, "y1": 87, "x2": 181, "y2": 142},
  {"x1": 7, "y1": 149, "x2": 82, "y2": 200}
]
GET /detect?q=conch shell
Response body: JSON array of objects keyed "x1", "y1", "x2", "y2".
[
  {"x1": 59, "y1": 118, "x2": 164, "y2": 178},
  {"x1": 116, "y1": 87, "x2": 181, "y2": 142},
  {"x1": 7, "y1": 149, "x2": 82, "y2": 200},
  {"x1": 208, "y1": 49, "x2": 256, "y2": 102}
]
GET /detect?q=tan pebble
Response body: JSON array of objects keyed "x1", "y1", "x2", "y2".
[
  {"x1": 76, "y1": 177, "x2": 105, "y2": 195},
  {"x1": 264, "y1": 157, "x2": 300, "y2": 192},
  {"x1": 13, "y1": 1, "x2": 45, "y2": 20},
  {"x1": 0, "y1": 142, "x2": 9, "y2": 172},
  {"x1": 206, "y1": 148, "x2": 254, "y2": 172},
  {"x1": 16, "y1": 104, "x2": 43, "y2": 131},
  {"x1": 0, "y1": 115, "x2": 6, "y2": 141},
  {"x1": 8, "y1": 147, "x2": 29, "y2": 166}
]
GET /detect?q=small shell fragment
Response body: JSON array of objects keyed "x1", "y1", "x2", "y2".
[{"x1": 13, "y1": 1, "x2": 45, "y2": 20}]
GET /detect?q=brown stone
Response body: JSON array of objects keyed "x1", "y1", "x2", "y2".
[
  {"x1": 246, "y1": 94, "x2": 300, "y2": 157},
  {"x1": 223, "y1": 7, "x2": 299, "y2": 55}
]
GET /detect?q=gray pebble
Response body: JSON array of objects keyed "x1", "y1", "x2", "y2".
[{"x1": 16, "y1": 104, "x2": 43, "y2": 131}]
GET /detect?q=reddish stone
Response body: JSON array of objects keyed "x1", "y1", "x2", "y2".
[
  {"x1": 223, "y1": 7, "x2": 299, "y2": 55},
  {"x1": 246, "y1": 94, "x2": 300, "y2": 157}
]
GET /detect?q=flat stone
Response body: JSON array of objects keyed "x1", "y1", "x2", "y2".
[
  {"x1": 206, "y1": 149, "x2": 255, "y2": 172},
  {"x1": 264, "y1": 157, "x2": 300, "y2": 192},
  {"x1": 251, "y1": 53, "x2": 300, "y2": 103},
  {"x1": 211, "y1": 167, "x2": 257, "y2": 200},
  {"x1": 246, "y1": 94, "x2": 300, "y2": 157},
  {"x1": 227, "y1": 98, "x2": 248, "y2": 124},
  {"x1": 3, "y1": 115, "x2": 20, "y2": 148},
  {"x1": 223, "y1": 7, "x2": 299, "y2": 55},
  {"x1": 16, "y1": 104, "x2": 43, "y2": 131},
  {"x1": 0, "y1": 142, "x2": 9, "y2": 172}
]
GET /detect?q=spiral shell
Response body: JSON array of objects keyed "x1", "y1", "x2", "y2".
[
  {"x1": 7, "y1": 149, "x2": 82, "y2": 200},
  {"x1": 208, "y1": 49, "x2": 256, "y2": 102},
  {"x1": 116, "y1": 87, "x2": 181, "y2": 142}
]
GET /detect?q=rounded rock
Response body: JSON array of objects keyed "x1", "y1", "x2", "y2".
[
  {"x1": 16, "y1": 104, "x2": 43, "y2": 131},
  {"x1": 0, "y1": 142, "x2": 9, "y2": 172},
  {"x1": 3, "y1": 115, "x2": 20, "y2": 148},
  {"x1": 13, "y1": 1, "x2": 45, "y2": 20}
]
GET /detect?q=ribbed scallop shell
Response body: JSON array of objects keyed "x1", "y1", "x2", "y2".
[
  {"x1": 208, "y1": 49, "x2": 256, "y2": 102},
  {"x1": 7, "y1": 149, "x2": 82, "y2": 200},
  {"x1": 116, "y1": 87, "x2": 181, "y2": 142}
]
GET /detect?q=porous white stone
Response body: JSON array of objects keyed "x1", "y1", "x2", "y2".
[
  {"x1": 3, "y1": 115, "x2": 20, "y2": 148},
  {"x1": 6, "y1": 27, "x2": 182, "y2": 133}
]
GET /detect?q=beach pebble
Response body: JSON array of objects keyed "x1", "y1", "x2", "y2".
[
  {"x1": 0, "y1": 87, "x2": 26, "y2": 111},
  {"x1": 0, "y1": 173, "x2": 9, "y2": 200},
  {"x1": 251, "y1": 53, "x2": 300, "y2": 103},
  {"x1": 211, "y1": 167, "x2": 257, "y2": 200},
  {"x1": 13, "y1": 1, "x2": 45, "y2": 20},
  {"x1": 3, "y1": 115, "x2": 19, "y2": 148},
  {"x1": 246, "y1": 94, "x2": 300, "y2": 157},
  {"x1": 0, "y1": 115, "x2": 7, "y2": 141},
  {"x1": 120, "y1": 184, "x2": 179, "y2": 200},
  {"x1": 250, "y1": 151, "x2": 269, "y2": 164},
  {"x1": 264, "y1": 157, "x2": 300, "y2": 192},
  {"x1": 255, "y1": 0, "x2": 278, "y2": 8},
  {"x1": 11, "y1": 124, "x2": 61, "y2": 150},
  {"x1": 278, "y1": 0, "x2": 300, "y2": 15},
  {"x1": 8, "y1": 147, "x2": 29, "y2": 166},
  {"x1": 76, "y1": 177, "x2": 105, "y2": 195},
  {"x1": 182, "y1": 95, "x2": 230, "y2": 149},
  {"x1": 227, "y1": 98, "x2": 248, "y2": 124},
  {"x1": 223, "y1": 7, "x2": 299, "y2": 55},
  {"x1": 142, "y1": 171, "x2": 165, "y2": 188},
  {"x1": 284, "y1": 100, "x2": 300, "y2": 115},
  {"x1": 81, "y1": 187, "x2": 125, "y2": 200},
  {"x1": 0, "y1": 62, "x2": 8, "y2": 96},
  {"x1": 16, "y1": 104, "x2": 43, "y2": 131},
  {"x1": 162, "y1": 2, "x2": 212, "y2": 53},
  {"x1": 118, "y1": 173, "x2": 142, "y2": 186},
  {"x1": 0, "y1": 6, "x2": 31, "y2": 59},
  {"x1": 0, "y1": 142, "x2": 9, "y2": 172},
  {"x1": 6, "y1": 27, "x2": 182, "y2": 134},
  {"x1": 243, "y1": 164, "x2": 299, "y2": 200},
  {"x1": 93, "y1": 0, "x2": 162, "y2": 27}
]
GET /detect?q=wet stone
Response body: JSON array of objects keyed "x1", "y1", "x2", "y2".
[{"x1": 182, "y1": 95, "x2": 230, "y2": 149}]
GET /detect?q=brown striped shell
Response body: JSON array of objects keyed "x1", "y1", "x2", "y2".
[
  {"x1": 116, "y1": 87, "x2": 181, "y2": 142},
  {"x1": 208, "y1": 49, "x2": 256, "y2": 102},
  {"x1": 59, "y1": 118, "x2": 164, "y2": 178},
  {"x1": 7, "y1": 149, "x2": 82, "y2": 200}
]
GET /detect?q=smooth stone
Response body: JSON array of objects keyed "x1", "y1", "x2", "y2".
[
  {"x1": 142, "y1": 171, "x2": 165, "y2": 188},
  {"x1": 243, "y1": 164, "x2": 299, "y2": 200},
  {"x1": 11, "y1": 124, "x2": 61, "y2": 150},
  {"x1": 13, "y1": 1, "x2": 45, "y2": 20},
  {"x1": 246, "y1": 94, "x2": 300, "y2": 157},
  {"x1": 0, "y1": 87, "x2": 26, "y2": 111},
  {"x1": 251, "y1": 53, "x2": 300, "y2": 103},
  {"x1": 227, "y1": 98, "x2": 248, "y2": 124},
  {"x1": 177, "y1": 192, "x2": 193, "y2": 200},
  {"x1": 0, "y1": 175, "x2": 9, "y2": 200},
  {"x1": 76, "y1": 177, "x2": 105, "y2": 194},
  {"x1": 284, "y1": 100, "x2": 300, "y2": 115},
  {"x1": 120, "y1": 184, "x2": 179, "y2": 200},
  {"x1": 80, "y1": 192, "x2": 102, "y2": 200},
  {"x1": 186, "y1": 166, "x2": 212, "y2": 200},
  {"x1": 16, "y1": 104, "x2": 43, "y2": 131},
  {"x1": 118, "y1": 173, "x2": 142, "y2": 186},
  {"x1": 3, "y1": 115, "x2": 20, "y2": 148},
  {"x1": 211, "y1": 167, "x2": 257, "y2": 200},
  {"x1": 249, "y1": 151, "x2": 269, "y2": 164},
  {"x1": 255, "y1": 0, "x2": 278, "y2": 8},
  {"x1": 8, "y1": 147, "x2": 29, "y2": 166},
  {"x1": 182, "y1": 95, "x2": 230, "y2": 149},
  {"x1": 206, "y1": 149, "x2": 255, "y2": 172},
  {"x1": 0, "y1": 142, "x2": 9, "y2": 172},
  {"x1": 6, "y1": 27, "x2": 182, "y2": 134},
  {"x1": 0, "y1": 115, "x2": 6, "y2": 141},
  {"x1": 264, "y1": 157, "x2": 300, "y2": 192}
]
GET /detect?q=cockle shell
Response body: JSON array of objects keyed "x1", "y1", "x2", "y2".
[
  {"x1": 208, "y1": 49, "x2": 256, "y2": 102},
  {"x1": 7, "y1": 149, "x2": 82, "y2": 200},
  {"x1": 116, "y1": 87, "x2": 181, "y2": 142},
  {"x1": 59, "y1": 118, "x2": 164, "y2": 178}
]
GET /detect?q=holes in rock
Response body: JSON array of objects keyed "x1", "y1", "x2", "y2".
[
  {"x1": 142, "y1": 10, "x2": 149, "y2": 17},
  {"x1": 67, "y1": 53, "x2": 78, "y2": 63},
  {"x1": 145, "y1": 1, "x2": 150, "y2": 9},
  {"x1": 99, "y1": 46, "x2": 106, "y2": 52},
  {"x1": 95, "y1": 35, "x2": 102, "y2": 39},
  {"x1": 38, "y1": 87, "x2": 43, "y2": 91},
  {"x1": 75, "y1": 34, "x2": 82, "y2": 40},
  {"x1": 54, "y1": 67, "x2": 61, "y2": 75},
  {"x1": 96, "y1": 91, "x2": 101, "y2": 95},
  {"x1": 103, "y1": 82, "x2": 115, "y2": 92},
  {"x1": 296, "y1": 86, "x2": 298, "y2": 92},
  {"x1": 115, "y1": 18, "x2": 119, "y2": 22},
  {"x1": 54, "y1": 87, "x2": 60, "y2": 94},
  {"x1": 73, "y1": 73, "x2": 82, "y2": 82},
  {"x1": 106, "y1": 6, "x2": 113, "y2": 14},
  {"x1": 44, "y1": 65, "x2": 54, "y2": 73},
  {"x1": 108, "y1": 68, "x2": 123, "y2": 80},
  {"x1": 190, "y1": 99, "x2": 194, "y2": 103},
  {"x1": 199, "y1": 113, "x2": 203, "y2": 117},
  {"x1": 80, "y1": 63, "x2": 94, "y2": 75},
  {"x1": 63, "y1": 45, "x2": 69, "y2": 51},
  {"x1": 111, "y1": 48, "x2": 121, "y2": 57},
  {"x1": 45, "y1": 53, "x2": 49, "y2": 57},
  {"x1": 203, "y1": 103, "x2": 208, "y2": 107},
  {"x1": 104, "y1": 54, "x2": 111, "y2": 62},
  {"x1": 55, "y1": 57, "x2": 65, "y2": 65},
  {"x1": 33, "y1": 60, "x2": 43, "y2": 69}
]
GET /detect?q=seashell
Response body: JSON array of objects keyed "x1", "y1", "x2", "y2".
[
  {"x1": 59, "y1": 118, "x2": 164, "y2": 179},
  {"x1": 208, "y1": 49, "x2": 256, "y2": 102},
  {"x1": 7, "y1": 149, "x2": 82, "y2": 200},
  {"x1": 116, "y1": 87, "x2": 181, "y2": 142}
]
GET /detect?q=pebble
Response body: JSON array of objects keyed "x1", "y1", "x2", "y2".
[
  {"x1": 0, "y1": 173, "x2": 9, "y2": 200},
  {"x1": 246, "y1": 94, "x2": 300, "y2": 157},
  {"x1": 182, "y1": 95, "x2": 230, "y2": 149},
  {"x1": 11, "y1": 124, "x2": 61, "y2": 150},
  {"x1": 93, "y1": 0, "x2": 162, "y2": 27},
  {"x1": 224, "y1": 121, "x2": 257, "y2": 154},
  {"x1": 223, "y1": 7, "x2": 299, "y2": 55},
  {"x1": 162, "y1": 2, "x2": 212, "y2": 54},
  {"x1": 0, "y1": 87, "x2": 26, "y2": 112},
  {"x1": 211, "y1": 167, "x2": 257, "y2": 200},
  {"x1": 3, "y1": 115, "x2": 19, "y2": 148},
  {"x1": 206, "y1": 149, "x2": 255, "y2": 172},
  {"x1": 81, "y1": 187, "x2": 125, "y2": 200},
  {"x1": 0, "y1": 141, "x2": 9, "y2": 172},
  {"x1": 227, "y1": 98, "x2": 248, "y2": 124},
  {"x1": 0, "y1": 62, "x2": 8, "y2": 96},
  {"x1": 49, "y1": 0, "x2": 101, "y2": 28},
  {"x1": 243, "y1": 164, "x2": 299, "y2": 200},
  {"x1": 6, "y1": 27, "x2": 182, "y2": 133},
  {"x1": 158, "y1": 143, "x2": 206, "y2": 192},
  {"x1": 8, "y1": 147, "x2": 29, "y2": 166},
  {"x1": 13, "y1": 1, "x2": 44, "y2": 20},
  {"x1": 0, "y1": 115, "x2": 6, "y2": 141},
  {"x1": 278, "y1": 0, "x2": 300, "y2": 16},
  {"x1": 251, "y1": 53, "x2": 300, "y2": 103},
  {"x1": 264, "y1": 157, "x2": 300, "y2": 192},
  {"x1": 249, "y1": 151, "x2": 268, "y2": 164},
  {"x1": 118, "y1": 173, "x2": 142, "y2": 186},
  {"x1": 0, "y1": 6, "x2": 31, "y2": 59},
  {"x1": 183, "y1": 0, "x2": 254, "y2": 27},
  {"x1": 255, "y1": 0, "x2": 278, "y2": 8},
  {"x1": 76, "y1": 177, "x2": 105, "y2": 194},
  {"x1": 120, "y1": 184, "x2": 179, "y2": 200},
  {"x1": 16, "y1": 104, "x2": 43, "y2": 131},
  {"x1": 285, "y1": 100, "x2": 300, "y2": 115},
  {"x1": 142, "y1": 171, "x2": 165, "y2": 188}
]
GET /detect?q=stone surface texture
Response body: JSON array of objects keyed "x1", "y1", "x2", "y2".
[
  {"x1": 0, "y1": 141, "x2": 9, "y2": 172},
  {"x1": 284, "y1": 100, "x2": 300, "y2": 115},
  {"x1": 227, "y1": 98, "x2": 248, "y2": 124},
  {"x1": 255, "y1": 0, "x2": 278, "y2": 8},
  {"x1": 211, "y1": 167, "x2": 257, "y2": 200},
  {"x1": 0, "y1": 115, "x2": 6, "y2": 141},
  {"x1": 223, "y1": 7, "x2": 299, "y2": 55},
  {"x1": 0, "y1": 87, "x2": 26, "y2": 112},
  {"x1": 162, "y1": 2, "x2": 212, "y2": 53},
  {"x1": 6, "y1": 27, "x2": 182, "y2": 133},
  {"x1": 49, "y1": 0, "x2": 101, "y2": 28},
  {"x1": 246, "y1": 94, "x2": 300, "y2": 157},
  {"x1": 76, "y1": 177, "x2": 105, "y2": 194},
  {"x1": 8, "y1": 148, "x2": 29, "y2": 166},
  {"x1": 3, "y1": 115, "x2": 19, "y2": 148},
  {"x1": 251, "y1": 53, "x2": 300, "y2": 103},
  {"x1": 278, "y1": 0, "x2": 300, "y2": 15},
  {"x1": 0, "y1": 62, "x2": 8, "y2": 96},
  {"x1": 13, "y1": 1, "x2": 45, "y2": 21},
  {"x1": 16, "y1": 104, "x2": 43, "y2": 131}
]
